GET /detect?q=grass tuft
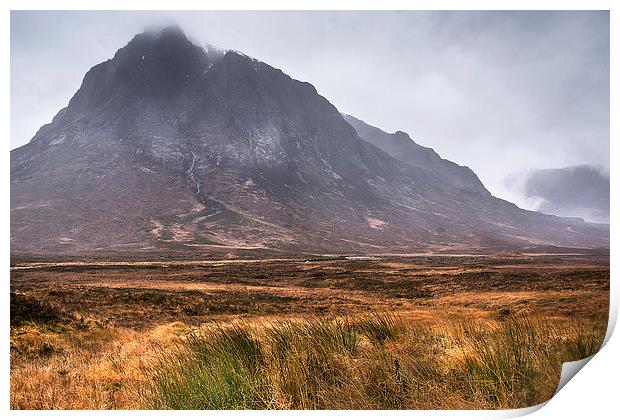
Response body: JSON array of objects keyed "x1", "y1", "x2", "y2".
[
  {"x1": 355, "y1": 312, "x2": 406, "y2": 344},
  {"x1": 148, "y1": 324, "x2": 266, "y2": 409},
  {"x1": 144, "y1": 314, "x2": 606, "y2": 409}
]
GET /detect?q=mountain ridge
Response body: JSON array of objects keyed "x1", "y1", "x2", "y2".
[{"x1": 342, "y1": 113, "x2": 490, "y2": 196}]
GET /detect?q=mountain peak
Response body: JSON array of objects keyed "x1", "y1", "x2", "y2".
[
  {"x1": 393, "y1": 130, "x2": 412, "y2": 141},
  {"x1": 143, "y1": 23, "x2": 187, "y2": 39},
  {"x1": 125, "y1": 23, "x2": 196, "y2": 54}
]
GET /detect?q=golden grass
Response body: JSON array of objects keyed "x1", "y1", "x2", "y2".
[
  {"x1": 10, "y1": 254, "x2": 608, "y2": 409},
  {"x1": 10, "y1": 320, "x2": 184, "y2": 409},
  {"x1": 10, "y1": 312, "x2": 606, "y2": 410}
]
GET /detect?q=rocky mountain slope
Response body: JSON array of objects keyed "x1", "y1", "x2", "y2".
[
  {"x1": 10, "y1": 26, "x2": 609, "y2": 258},
  {"x1": 342, "y1": 114, "x2": 490, "y2": 196}
]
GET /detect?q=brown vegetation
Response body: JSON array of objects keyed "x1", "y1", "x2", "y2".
[{"x1": 10, "y1": 253, "x2": 609, "y2": 409}]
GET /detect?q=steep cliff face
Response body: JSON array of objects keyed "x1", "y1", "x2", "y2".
[{"x1": 10, "y1": 26, "x2": 608, "y2": 257}]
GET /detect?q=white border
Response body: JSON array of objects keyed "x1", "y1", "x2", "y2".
[{"x1": 2, "y1": 2, "x2": 616, "y2": 419}]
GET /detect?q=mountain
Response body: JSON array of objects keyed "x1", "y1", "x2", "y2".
[
  {"x1": 523, "y1": 165, "x2": 610, "y2": 224},
  {"x1": 342, "y1": 114, "x2": 490, "y2": 196},
  {"x1": 10, "y1": 26, "x2": 608, "y2": 258}
]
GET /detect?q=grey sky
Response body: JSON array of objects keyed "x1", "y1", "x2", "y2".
[{"x1": 10, "y1": 11, "x2": 609, "y2": 207}]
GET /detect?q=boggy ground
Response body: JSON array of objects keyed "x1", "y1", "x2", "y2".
[{"x1": 10, "y1": 252, "x2": 609, "y2": 409}]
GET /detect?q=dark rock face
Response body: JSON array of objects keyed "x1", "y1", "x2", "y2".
[
  {"x1": 10, "y1": 26, "x2": 609, "y2": 257},
  {"x1": 524, "y1": 165, "x2": 610, "y2": 224}
]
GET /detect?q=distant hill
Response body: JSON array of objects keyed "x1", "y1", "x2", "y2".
[{"x1": 524, "y1": 165, "x2": 609, "y2": 224}]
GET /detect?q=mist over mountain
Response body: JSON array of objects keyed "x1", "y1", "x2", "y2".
[
  {"x1": 522, "y1": 165, "x2": 610, "y2": 224},
  {"x1": 10, "y1": 26, "x2": 609, "y2": 258}
]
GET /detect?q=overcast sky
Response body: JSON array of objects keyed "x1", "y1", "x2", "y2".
[{"x1": 10, "y1": 11, "x2": 609, "y2": 207}]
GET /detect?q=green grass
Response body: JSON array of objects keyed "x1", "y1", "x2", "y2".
[
  {"x1": 148, "y1": 325, "x2": 267, "y2": 409},
  {"x1": 145, "y1": 314, "x2": 606, "y2": 410}
]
